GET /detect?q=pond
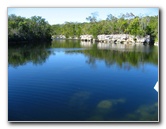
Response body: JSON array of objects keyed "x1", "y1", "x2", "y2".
[{"x1": 8, "y1": 40, "x2": 158, "y2": 121}]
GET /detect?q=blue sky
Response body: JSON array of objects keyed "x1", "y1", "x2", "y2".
[{"x1": 8, "y1": 8, "x2": 159, "y2": 25}]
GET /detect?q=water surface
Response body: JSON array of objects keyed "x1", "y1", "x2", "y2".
[{"x1": 8, "y1": 40, "x2": 158, "y2": 121}]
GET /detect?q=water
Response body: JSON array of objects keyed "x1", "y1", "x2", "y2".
[{"x1": 8, "y1": 40, "x2": 158, "y2": 121}]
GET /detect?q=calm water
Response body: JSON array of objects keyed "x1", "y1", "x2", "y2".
[{"x1": 8, "y1": 40, "x2": 158, "y2": 121}]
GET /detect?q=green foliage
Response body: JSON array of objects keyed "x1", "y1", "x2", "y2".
[
  {"x1": 144, "y1": 16, "x2": 158, "y2": 44},
  {"x1": 51, "y1": 13, "x2": 158, "y2": 44},
  {"x1": 127, "y1": 17, "x2": 141, "y2": 36},
  {"x1": 8, "y1": 14, "x2": 52, "y2": 42},
  {"x1": 8, "y1": 13, "x2": 158, "y2": 44}
]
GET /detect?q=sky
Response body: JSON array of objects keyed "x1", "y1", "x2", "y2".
[{"x1": 8, "y1": 8, "x2": 159, "y2": 25}]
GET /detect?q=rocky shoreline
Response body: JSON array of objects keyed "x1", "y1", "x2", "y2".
[{"x1": 52, "y1": 34, "x2": 158, "y2": 45}]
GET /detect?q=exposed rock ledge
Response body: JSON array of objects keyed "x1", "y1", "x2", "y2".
[
  {"x1": 97, "y1": 34, "x2": 150, "y2": 44},
  {"x1": 52, "y1": 34, "x2": 151, "y2": 45}
]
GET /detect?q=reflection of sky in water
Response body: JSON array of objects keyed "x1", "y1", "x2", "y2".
[{"x1": 8, "y1": 42, "x2": 158, "y2": 121}]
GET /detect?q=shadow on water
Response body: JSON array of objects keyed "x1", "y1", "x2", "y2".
[{"x1": 8, "y1": 42, "x2": 53, "y2": 67}]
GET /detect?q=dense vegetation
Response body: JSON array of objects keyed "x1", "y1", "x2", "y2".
[
  {"x1": 52, "y1": 13, "x2": 158, "y2": 43},
  {"x1": 8, "y1": 14, "x2": 52, "y2": 42},
  {"x1": 8, "y1": 13, "x2": 158, "y2": 43}
]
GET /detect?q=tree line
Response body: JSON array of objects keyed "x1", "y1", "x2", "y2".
[
  {"x1": 52, "y1": 13, "x2": 158, "y2": 44},
  {"x1": 8, "y1": 14, "x2": 52, "y2": 42},
  {"x1": 8, "y1": 13, "x2": 158, "y2": 43}
]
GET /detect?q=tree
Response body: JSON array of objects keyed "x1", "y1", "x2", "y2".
[
  {"x1": 86, "y1": 12, "x2": 99, "y2": 23},
  {"x1": 50, "y1": 13, "x2": 158, "y2": 42},
  {"x1": 126, "y1": 17, "x2": 142, "y2": 36},
  {"x1": 8, "y1": 14, "x2": 52, "y2": 42},
  {"x1": 106, "y1": 14, "x2": 117, "y2": 21}
]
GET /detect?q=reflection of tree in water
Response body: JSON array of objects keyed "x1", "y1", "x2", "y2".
[
  {"x1": 67, "y1": 43, "x2": 158, "y2": 69},
  {"x1": 31, "y1": 41, "x2": 158, "y2": 70},
  {"x1": 85, "y1": 45, "x2": 158, "y2": 69},
  {"x1": 8, "y1": 42, "x2": 53, "y2": 67},
  {"x1": 86, "y1": 56, "x2": 97, "y2": 68},
  {"x1": 51, "y1": 40, "x2": 81, "y2": 48}
]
